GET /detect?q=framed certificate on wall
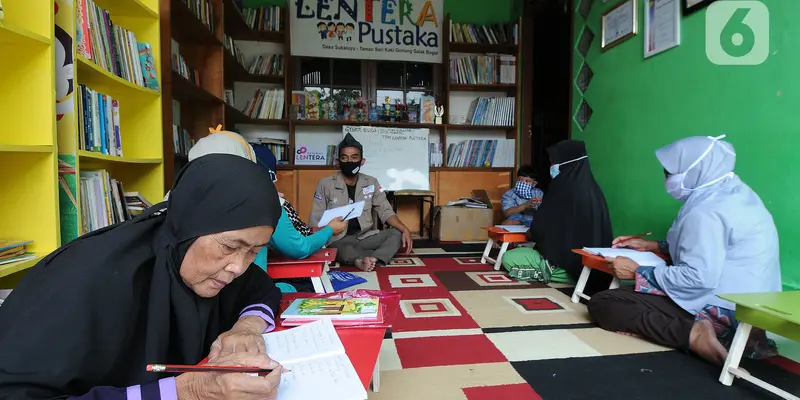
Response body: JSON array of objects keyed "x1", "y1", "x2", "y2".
[{"x1": 601, "y1": 0, "x2": 638, "y2": 51}]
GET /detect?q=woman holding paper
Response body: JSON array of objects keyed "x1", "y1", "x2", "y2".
[
  {"x1": 0, "y1": 155, "x2": 285, "y2": 399},
  {"x1": 588, "y1": 135, "x2": 781, "y2": 366}
]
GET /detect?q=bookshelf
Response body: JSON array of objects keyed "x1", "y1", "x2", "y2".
[
  {"x1": 61, "y1": 0, "x2": 164, "y2": 243},
  {"x1": 0, "y1": 0, "x2": 59, "y2": 281},
  {"x1": 162, "y1": 1, "x2": 521, "y2": 233},
  {"x1": 0, "y1": 0, "x2": 164, "y2": 285}
]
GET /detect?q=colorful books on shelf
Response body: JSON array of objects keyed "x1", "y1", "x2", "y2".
[
  {"x1": 463, "y1": 96, "x2": 516, "y2": 126},
  {"x1": 281, "y1": 297, "x2": 380, "y2": 320},
  {"x1": 450, "y1": 54, "x2": 516, "y2": 85},
  {"x1": 446, "y1": 139, "x2": 516, "y2": 168},
  {"x1": 79, "y1": 170, "x2": 131, "y2": 233},
  {"x1": 124, "y1": 192, "x2": 153, "y2": 217},
  {"x1": 449, "y1": 22, "x2": 519, "y2": 46},
  {"x1": 182, "y1": 0, "x2": 214, "y2": 33},
  {"x1": 77, "y1": 0, "x2": 160, "y2": 89},
  {"x1": 243, "y1": 88, "x2": 285, "y2": 119},
  {"x1": 240, "y1": 4, "x2": 283, "y2": 32},
  {"x1": 251, "y1": 138, "x2": 288, "y2": 163},
  {"x1": 172, "y1": 124, "x2": 194, "y2": 156},
  {"x1": 77, "y1": 84, "x2": 122, "y2": 156},
  {"x1": 223, "y1": 34, "x2": 246, "y2": 66},
  {"x1": 0, "y1": 240, "x2": 35, "y2": 266},
  {"x1": 173, "y1": 53, "x2": 200, "y2": 85},
  {"x1": 247, "y1": 53, "x2": 284, "y2": 76}
]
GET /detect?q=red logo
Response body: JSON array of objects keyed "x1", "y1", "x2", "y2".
[{"x1": 297, "y1": 147, "x2": 307, "y2": 154}]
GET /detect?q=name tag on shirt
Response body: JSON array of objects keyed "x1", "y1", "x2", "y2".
[{"x1": 363, "y1": 185, "x2": 375, "y2": 195}]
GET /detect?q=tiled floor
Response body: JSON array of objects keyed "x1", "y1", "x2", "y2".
[{"x1": 333, "y1": 244, "x2": 800, "y2": 399}]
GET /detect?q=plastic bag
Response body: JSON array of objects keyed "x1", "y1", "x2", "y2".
[{"x1": 279, "y1": 289, "x2": 400, "y2": 329}]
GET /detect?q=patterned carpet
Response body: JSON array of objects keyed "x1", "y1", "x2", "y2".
[{"x1": 333, "y1": 241, "x2": 800, "y2": 400}]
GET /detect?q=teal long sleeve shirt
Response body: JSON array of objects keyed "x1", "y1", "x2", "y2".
[{"x1": 254, "y1": 208, "x2": 333, "y2": 271}]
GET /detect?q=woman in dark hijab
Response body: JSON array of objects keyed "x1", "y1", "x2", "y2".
[
  {"x1": 502, "y1": 140, "x2": 613, "y2": 294},
  {"x1": 0, "y1": 154, "x2": 286, "y2": 400}
]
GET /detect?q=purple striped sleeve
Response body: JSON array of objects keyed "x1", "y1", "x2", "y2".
[
  {"x1": 240, "y1": 303, "x2": 276, "y2": 333},
  {"x1": 68, "y1": 378, "x2": 176, "y2": 400}
]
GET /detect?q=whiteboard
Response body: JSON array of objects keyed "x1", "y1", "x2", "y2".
[{"x1": 342, "y1": 126, "x2": 430, "y2": 191}]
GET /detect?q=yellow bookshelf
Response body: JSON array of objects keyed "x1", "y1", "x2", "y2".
[
  {"x1": 0, "y1": 0, "x2": 163, "y2": 285},
  {"x1": 0, "y1": 0, "x2": 58, "y2": 283},
  {"x1": 61, "y1": 0, "x2": 164, "y2": 239}
]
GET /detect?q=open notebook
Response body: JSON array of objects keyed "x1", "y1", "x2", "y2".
[
  {"x1": 263, "y1": 319, "x2": 367, "y2": 400},
  {"x1": 582, "y1": 247, "x2": 667, "y2": 267}
]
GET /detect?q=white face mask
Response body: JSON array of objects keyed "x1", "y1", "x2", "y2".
[
  {"x1": 550, "y1": 155, "x2": 587, "y2": 179},
  {"x1": 664, "y1": 135, "x2": 735, "y2": 201}
]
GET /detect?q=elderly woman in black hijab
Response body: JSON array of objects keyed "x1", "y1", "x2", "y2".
[
  {"x1": 0, "y1": 154, "x2": 285, "y2": 400},
  {"x1": 502, "y1": 140, "x2": 614, "y2": 294}
]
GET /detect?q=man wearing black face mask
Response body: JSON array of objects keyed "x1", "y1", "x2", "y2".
[{"x1": 309, "y1": 133, "x2": 412, "y2": 272}]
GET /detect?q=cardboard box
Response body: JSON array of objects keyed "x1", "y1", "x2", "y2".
[{"x1": 434, "y1": 190, "x2": 494, "y2": 241}]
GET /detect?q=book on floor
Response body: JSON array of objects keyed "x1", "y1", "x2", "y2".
[
  {"x1": 263, "y1": 319, "x2": 367, "y2": 400},
  {"x1": 281, "y1": 297, "x2": 379, "y2": 320}
]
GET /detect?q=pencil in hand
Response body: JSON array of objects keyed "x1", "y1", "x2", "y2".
[{"x1": 146, "y1": 364, "x2": 283, "y2": 375}]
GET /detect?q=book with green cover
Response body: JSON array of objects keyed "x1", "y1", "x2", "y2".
[{"x1": 281, "y1": 297, "x2": 379, "y2": 320}]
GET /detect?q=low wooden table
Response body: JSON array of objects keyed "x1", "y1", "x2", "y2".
[
  {"x1": 718, "y1": 291, "x2": 800, "y2": 399},
  {"x1": 570, "y1": 249, "x2": 621, "y2": 303},
  {"x1": 267, "y1": 248, "x2": 337, "y2": 293},
  {"x1": 481, "y1": 226, "x2": 529, "y2": 271}
]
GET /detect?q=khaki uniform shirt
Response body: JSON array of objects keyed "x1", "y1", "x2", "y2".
[{"x1": 310, "y1": 172, "x2": 396, "y2": 245}]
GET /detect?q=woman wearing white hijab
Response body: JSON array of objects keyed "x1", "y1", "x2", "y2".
[
  {"x1": 167, "y1": 128, "x2": 346, "y2": 267},
  {"x1": 588, "y1": 135, "x2": 781, "y2": 366}
]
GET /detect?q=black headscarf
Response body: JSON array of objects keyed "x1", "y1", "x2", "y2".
[
  {"x1": 529, "y1": 140, "x2": 613, "y2": 288},
  {"x1": 0, "y1": 154, "x2": 283, "y2": 399}
]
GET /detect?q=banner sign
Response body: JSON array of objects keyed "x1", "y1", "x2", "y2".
[{"x1": 290, "y1": 0, "x2": 443, "y2": 63}]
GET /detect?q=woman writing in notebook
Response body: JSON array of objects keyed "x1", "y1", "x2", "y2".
[
  {"x1": 0, "y1": 155, "x2": 287, "y2": 399},
  {"x1": 588, "y1": 135, "x2": 782, "y2": 366}
]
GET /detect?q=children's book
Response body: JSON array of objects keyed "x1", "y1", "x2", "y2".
[
  {"x1": 0, "y1": 240, "x2": 32, "y2": 253},
  {"x1": 281, "y1": 297, "x2": 379, "y2": 320},
  {"x1": 263, "y1": 319, "x2": 367, "y2": 400}
]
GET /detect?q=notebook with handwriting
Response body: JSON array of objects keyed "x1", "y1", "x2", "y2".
[
  {"x1": 263, "y1": 319, "x2": 367, "y2": 400},
  {"x1": 582, "y1": 247, "x2": 667, "y2": 267}
]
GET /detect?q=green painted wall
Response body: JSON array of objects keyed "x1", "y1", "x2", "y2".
[
  {"x1": 245, "y1": 0, "x2": 520, "y2": 23},
  {"x1": 573, "y1": 0, "x2": 799, "y2": 290}
]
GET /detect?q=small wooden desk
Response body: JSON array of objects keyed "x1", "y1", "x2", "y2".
[
  {"x1": 481, "y1": 226, "x2": 529, "y2": 271},
  {"x1": 267, "y1": 248, "x2": 337, "y2": 293},
  {"x1": 717, "y1": 291, "x2": 800, "y2": 400},
  {"x1": 279, "y1": 293, "x2": 387, "y2": 392},
  {"x1": 570, "y1": 249, "x2": 621, "y2": 303}
]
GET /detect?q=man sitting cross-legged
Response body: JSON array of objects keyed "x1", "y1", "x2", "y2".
[{"x1": 310, "y1": 133, "x2": 413, "y2": 271}]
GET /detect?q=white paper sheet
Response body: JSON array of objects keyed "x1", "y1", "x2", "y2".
[
  {"x1": 583, "y1": 248, "x2": 667, "y2": 267},
  {"x1": 263, "y1": 319, "x2": 368, "y2": 400},
  {"x1": 317, "y1": 201, "x2": 365, "y2": 227},
  {"x1": 494, "y1": 225, "x2": 529, "y2": 233}
]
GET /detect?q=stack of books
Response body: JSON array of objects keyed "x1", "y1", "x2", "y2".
[
  {"x1": 124, "y1": 192, "x2": 153, "y2": 217},
  {"x1": 77, "y1": 84, "x2": 122, "y2": 156},
  {"x1": 0, "y1": 240, "x2": 35, "y2": 266},
  {"x1": 243, "y1": 88, "x2": 285, "y2": 119},
  {"x1": 247, "y1": 53, "x2": 284, "y2": 76},
  {"x1": 280, "y1": 297, "x2": 382, "y2": 327},
  {"x1": 79, "y1": 170, "x2": 131, "y2": 232},
  {"x1": 77, "y1": 0, "x2": 160, "y2": 89}
]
